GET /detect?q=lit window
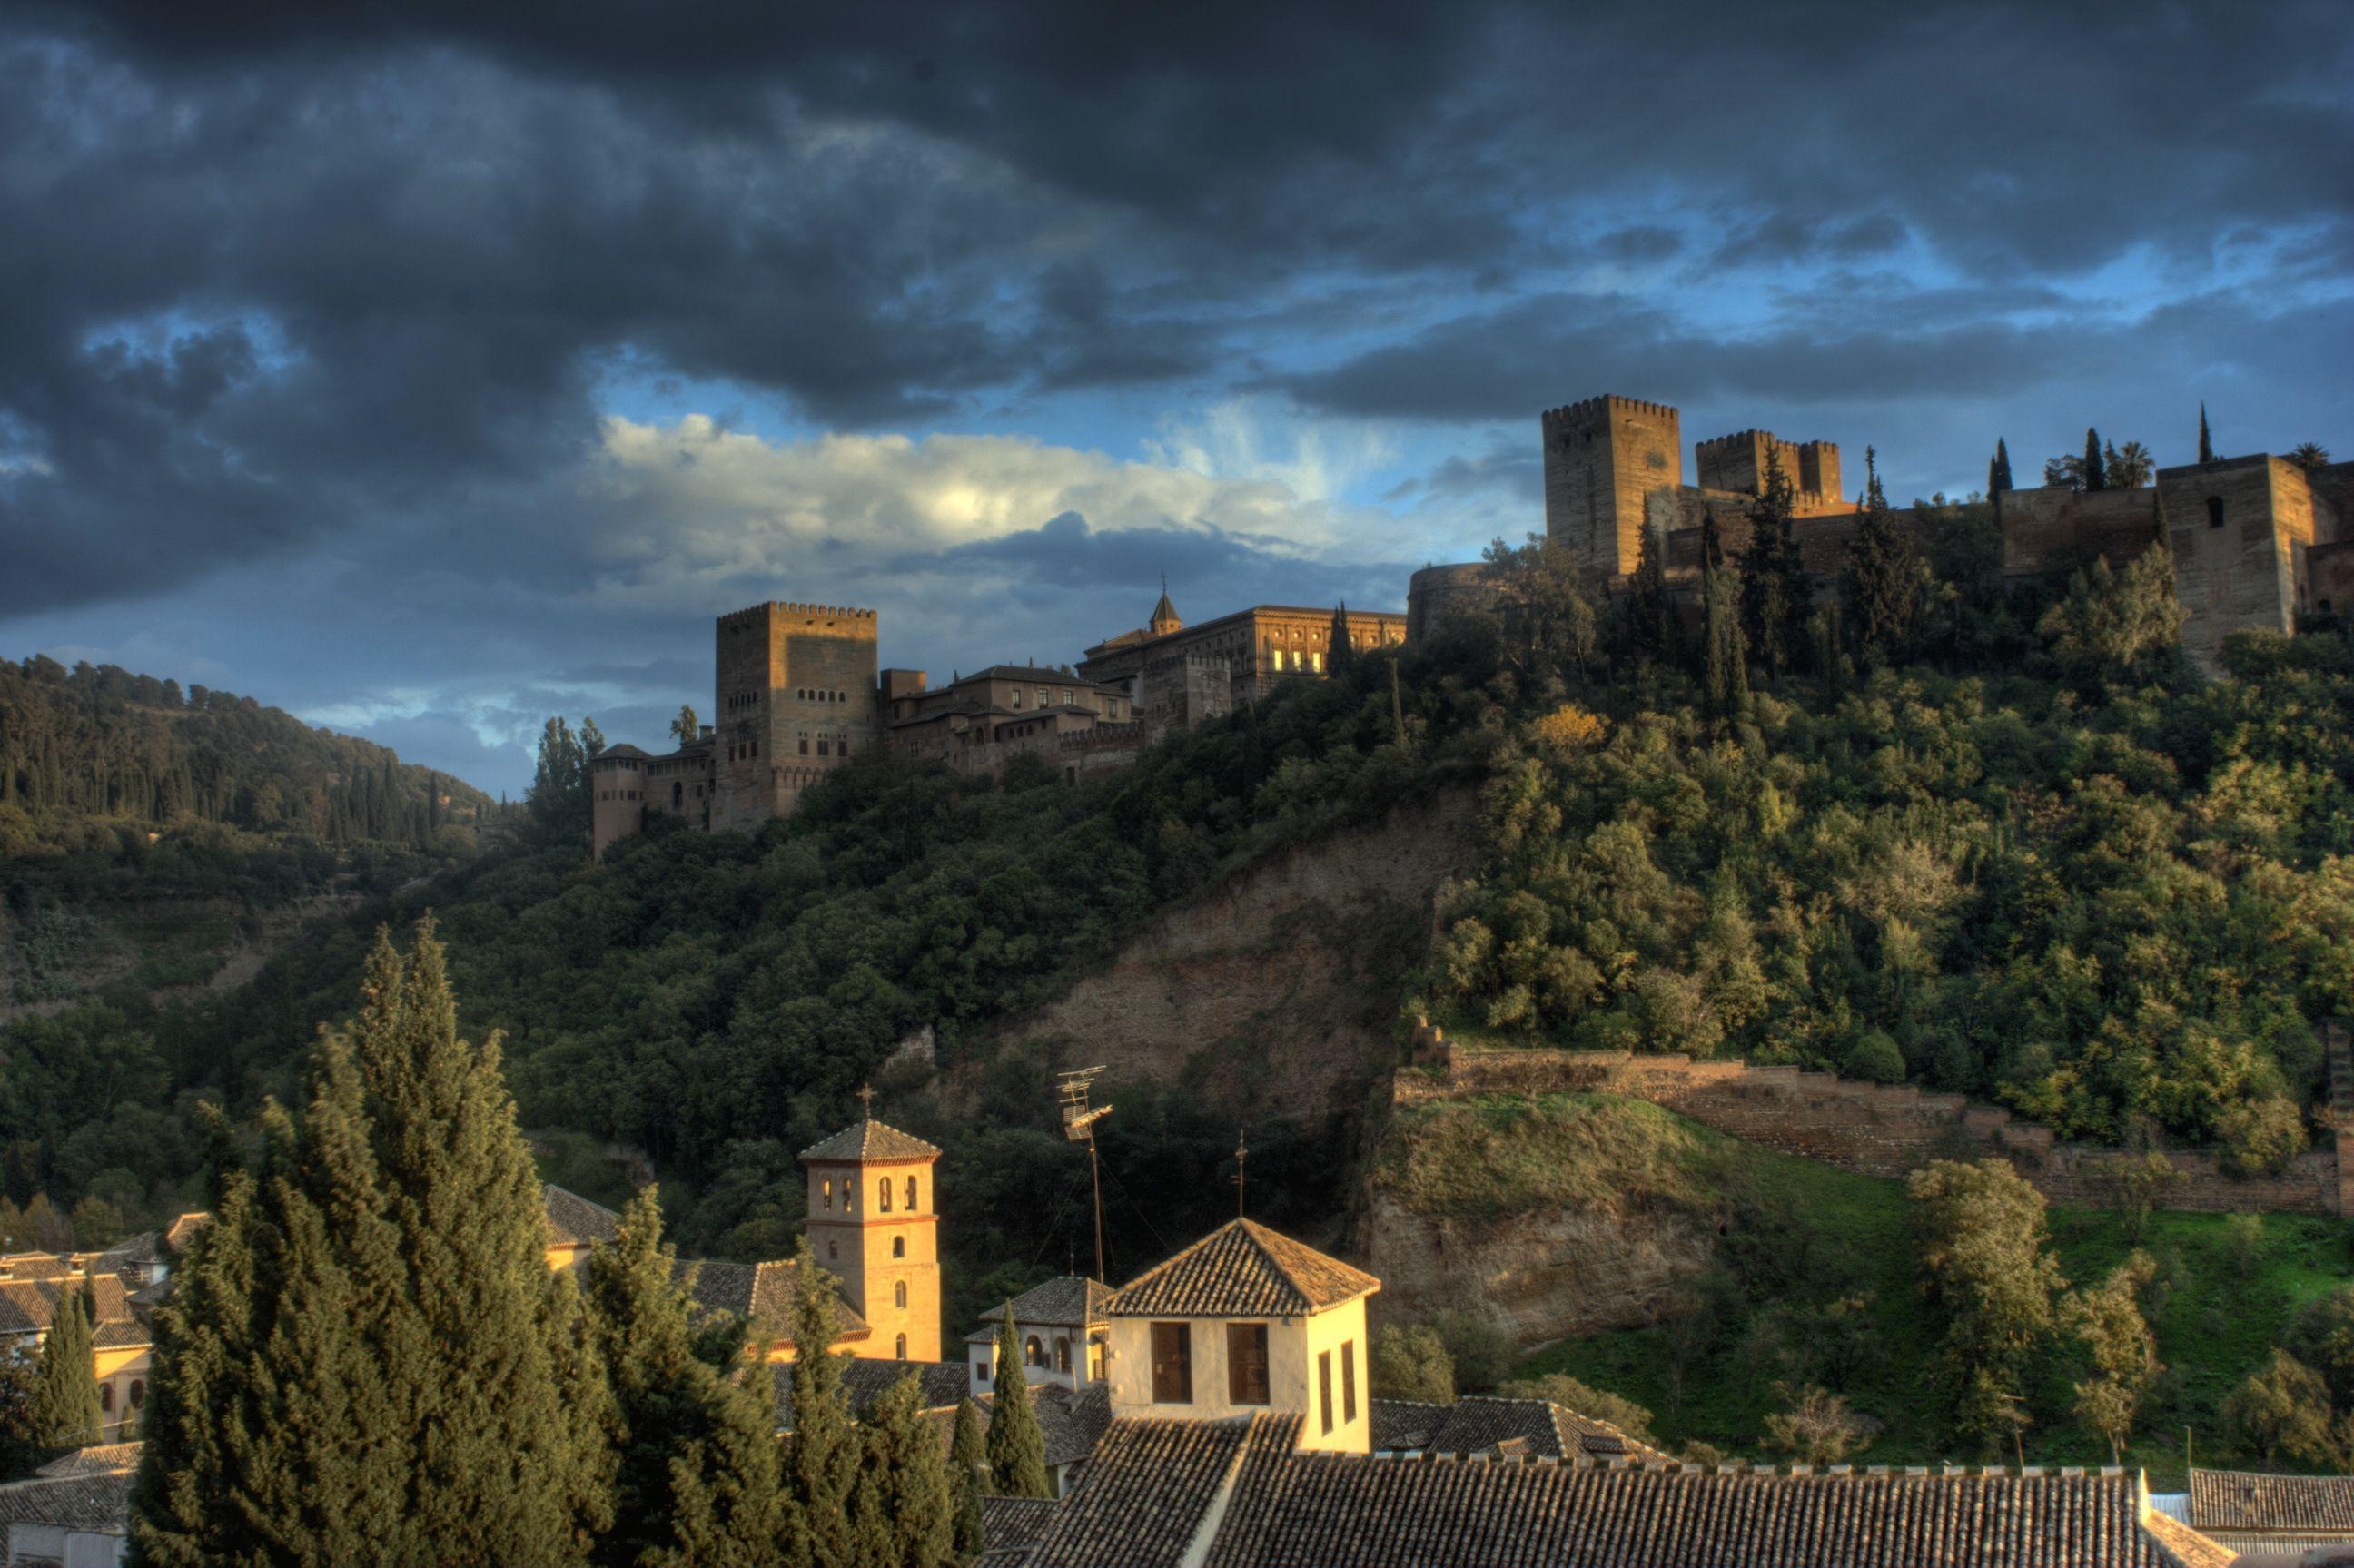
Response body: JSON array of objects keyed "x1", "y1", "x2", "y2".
[
  {"x1": 895, "y1": 1281, "x2": 908, "y2": 1308},
  {"x1": 822, "y1": 1178, "x2": 833, "y2": 1211},
  {"x1": 905, "y1": 1176, "x2": 918, "y2": 1210},
  {"x1": 1026, "y1": 1334, "x2": 1046, "y2": 1367},
  {"x1": 878, "y1": 1178, "x2": 892, "y2": 1213}
]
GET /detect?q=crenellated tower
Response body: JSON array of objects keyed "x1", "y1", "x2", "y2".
[
  {"x1": 1541, "y1": 395, "x2": 1684, "y2": 579},
  {"x1": 711, "y1": 601, "x2": 882, "y2": 832}
]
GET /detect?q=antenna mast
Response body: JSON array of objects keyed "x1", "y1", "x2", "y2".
[{"x1": 1057, "y1": 1067, "x2": 1113, "y2": 1282}]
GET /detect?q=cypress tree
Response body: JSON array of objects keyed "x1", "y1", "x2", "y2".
[
  {"x1": 2082, "y1": 427, "x2": 2107, "y2": 491},
  {"x1": 33, "y1": 1283, "x2": 101, "y2": 1452},
  {"x1": 984, "y1": 1307, "x2": 1051, "y2": 1498},
  {"x1": 855, "y1": 1373, "x2": 954, "y2": 1568},
  {"x1": 1989, "y1": 438, "x2": 2013, "y2": 496},
  {"x1": 586, "y1": 1188, "x2": 781, "y2": 1568},
  {"x1": 1838, "y1": 448, "x2": 1924, "y2": 669},
  {"x1": 1620, "y1": 518, "x2": 1673, "y2": 665},
  {"x1": 1737, "y1": 448, "x2": 1812, "y2": 681},
  {"x1": 781, "y1": 1238, "x2": 857, "y2": 1568},
  {"x1": 1325, "y1": 603, "x2": 1356, "y2": 676},
  {"x1": 948, "y1": 1398, "x2": 987, "y2": 1560},
  {"x1": 358, "y1": 920, "x2": 615, "y2": 1563},
  {"x1": 1699, "y1": 512, "x2": 1749, "y2": 722},
  {"x1": 2199, "y1": 403, "x2": 2215, "y2": 463}
]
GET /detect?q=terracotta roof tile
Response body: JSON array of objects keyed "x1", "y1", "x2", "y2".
[
  {"x1": 2188, "y1": 1466, "x2": 2354, "y2": 1533},
  {"x1": 973, "y1": 1277, "x2": 1113, "y2": 1335},
  {"x1": 978, "y1": 1383, "x2": 1112, "y2": 1470},
  {"x1": 2141, "y1": 1508, "x2": 2240, "y2": 1568},
  {"x1": 982, "y1": 1495, "x2": 1061, "y2": 1556},
  {"x1": 1023, "y1": 1416, "x2": 1255, "y2": 1568},
  {"x1": 540, "y1": 1184, "x2": 621, "y2": 1247},
  {"x1": 35, "y1": 1443, "x2": 142, "y2": 1480},
  {"x1": 0, "y1": 1472, "x2": 133, "y2": 1533},
  {"x1": 680, "y1": 1258, "x2": 868, "y2": 1347},
  {"x1": 163, "y1": 1212, "x2": 212, "y2": 1251},
  {"x1": 0, "y1": 1273, "x2": 146, "y2": 1347},
  {"x1": 1105, "y1": 1220, "x2": 1378, "y2": 1318},
  {"x1": 799, "y1": 1119, "x2": 944, "y2": 1164},
  {"x1": 1368, "y1": 1398, "x2": 1673, "y2": 1466},
  {"x1": 772, "y1": 1358, "x2": 970, "y2": 1431}
]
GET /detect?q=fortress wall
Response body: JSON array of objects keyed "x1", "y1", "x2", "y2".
[
  {"x1": 2161, "y1": 458, "x2": 2304, "y2": 666},
  {"x1": 1395, "y1": 1046, "x2": 2345, "y2": 1215},
  {"x1": 1994, "y1": 488, "x2": 2164, "y2": 578}
]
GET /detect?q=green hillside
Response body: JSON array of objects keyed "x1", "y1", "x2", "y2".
[{"x1": 1408, "y1": 1091, "x2": 2347, "y2": 1484}]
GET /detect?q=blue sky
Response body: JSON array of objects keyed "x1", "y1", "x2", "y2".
[{"x1": 3, "y1": 1, "x2": 2349, "y2": 795}]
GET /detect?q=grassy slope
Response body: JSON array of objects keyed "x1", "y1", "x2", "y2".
[{"x1": 1397, "y1": 1093, "x2": 2345, "y2": 1484}]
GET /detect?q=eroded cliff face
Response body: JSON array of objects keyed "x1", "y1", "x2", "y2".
[
  {"x1": 1363, "y1": 1195, "x2": 1713, "y2": 1343},
  {"x1": 967, "y1": 791, "x2": 1478, "y2": 1123}
]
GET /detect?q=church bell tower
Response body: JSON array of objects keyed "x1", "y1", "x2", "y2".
[{"x1": 799, "y1": 1094, "x2": 944, "y2": 1363}]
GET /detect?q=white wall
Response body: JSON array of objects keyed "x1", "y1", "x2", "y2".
[{"x1": 1106, "y1": 1299, "x2": 1370, "y2": 1453}]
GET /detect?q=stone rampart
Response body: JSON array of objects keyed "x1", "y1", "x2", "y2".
[{"x1": 1394, "y1": 1042, "x2": 2348, "y2": 1216}]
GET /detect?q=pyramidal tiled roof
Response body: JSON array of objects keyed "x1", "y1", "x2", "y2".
[
  {"x1": 972, "y1": 1277, "x2": 1112, "y2": 1335},
  {"x1": 799, "y1": 1118, "x2": 943, "y2": 1163},
  {"x1": 1105, "y1": 1219, "x2": 1378, "y2": 1318}
]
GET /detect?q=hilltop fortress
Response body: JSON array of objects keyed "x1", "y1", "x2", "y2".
[
  {"x1": 596, "y1": 392, "x2": 2351, "y2": 857},
  {"x1": 1412, "y1": 393, "x2": 2353, "y2": 666}
]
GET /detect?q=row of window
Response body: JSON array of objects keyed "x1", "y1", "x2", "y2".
[
  {"x1": 728, "y1": 741, "x2": 760, "y2": 762},
  {"x1": 1268, "y1": 649, "x2": 1322, "y2": 673},
  {"x1": 819, "y1": 1175, "x2": 922, "y2": 1212},
  {"x1": 1147, "y1": 1323, "x2": 1358, "y2": 1434},
  {"x1": 100, "y1": 1377, "x2": 146, "y2": 1415},
  {"x1": 974, "y1": 1334, "x2": 1105, "y2": 1384},
  {"x1": 597, "y1": 789, "x2": 642, "y2": 803},
  {"x1": 796, "y1": 687, "x2": 851, "y2": 704},
  {"x1": 794, "y1": 735, "x2": 853, "y2": 757},
  {"x1": 727, "y1": 691, "x2": 760, "y2": 711}
]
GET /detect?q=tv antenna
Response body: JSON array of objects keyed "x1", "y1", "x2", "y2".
[
  {"x1": 1057, "y1": 1067, "x2": 1113, "y2": 1283},
  {"x1": 1232, "y1": 1128, "x2": 1249, "y2": 1218}
]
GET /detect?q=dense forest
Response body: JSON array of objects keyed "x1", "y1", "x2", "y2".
[{"x1": 0, "y1": 654, "x2": 496, "y2": 859}]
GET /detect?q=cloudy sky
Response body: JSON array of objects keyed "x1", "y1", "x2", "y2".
[{"x1": 4, "y1": 1, "x2": 2349, "y2": 795}]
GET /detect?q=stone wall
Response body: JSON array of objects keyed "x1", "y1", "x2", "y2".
[
  {"x1": 1544, "y1": 397, "x2": 1681, "y2": 579},
  {"x1": 1394, "y1": 1043, "x2": 2349, "y2": 1216},
  {"x1": 1995, "y1": 487, "x2": 2165, "y2": 578},
  {"x1": 2161, "y1": 458, "x2": 2307, "y2": 667}
]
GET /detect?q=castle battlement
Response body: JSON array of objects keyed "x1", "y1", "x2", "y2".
[
  {"x1": 717, "y1": 602, "x2": 879, "y2": 627},
  {"x1": 1541, "y1": 394, "x2": 1679, "y2": 427}
]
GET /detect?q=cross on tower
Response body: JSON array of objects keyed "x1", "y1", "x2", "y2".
[{"x1": 856, "y1": 1083, "x2": 876, "y2": 1115}]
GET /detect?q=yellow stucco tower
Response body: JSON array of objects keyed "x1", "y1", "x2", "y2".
[{"x1": 799, "y1": 1100, "x2": 944, "y2": 1363}]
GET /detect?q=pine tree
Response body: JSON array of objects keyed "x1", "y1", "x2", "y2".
[
  {"x1": 2082, "y1": 428, "x2": 2107, "y2": 491},
  {"x1": 781, "y1": 1238, "x2": 858, "y2": 1568},
  {"x1": 1325, "y1": 603, "x2": 1356, "y2": 676},
  {"x1": 2199, "y1": 403, "x2": 2215, "y2": 463},
  {"x1": 587, "y1": 1188, "x2": 781, "y2": 1568},
  {"x1": 855, "y1": 1373, "x2": 955, "y2": 1568},
  {"x1": 948, "y1": 1398, "x2": 987, "y2": 1560},
  {"x1": 1838, "y1": 449, "x2": 1924, "y2": 669},
  {"x1": 985, "y1": 1307, "x2": 1051, "y2": 1498},
  {"x1": 1699, "y1": 512, "x2": 1749, "y2": 722},
  {"x1": 1989, "y1": 438, "x2": 2013, "y2": 496},
  {"x1": 32, "y1": 1283, "x2": 101, "y2": 1452}
]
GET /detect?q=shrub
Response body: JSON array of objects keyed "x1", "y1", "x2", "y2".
[{"x1": 1370, "y1": 1325, "x2": 1455, "y2": 1405}]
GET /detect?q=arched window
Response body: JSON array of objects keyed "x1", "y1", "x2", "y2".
[
  {"x1": 892, "y1": 1237, "x2": 905, "y2": 1258},
  {"x1": 1025, "y1": 1335, "x2": 1045, "y2": 1367},
  {"x1": 100, "y1": 1383, "x2": 114, "y2": 1414},
  {"x1": 894, "y1": 1281, "x2": 907, "y2": 1309},
  {"x1": 1056, "y1": 1337, "x2": 1072, "y2": 1374},
  {"x1": 2208, "y1": 495, "x2": 2227, "y2": 528},
  {"x1": 895, "y1": 1334, "x2": 907, "y2": 1360},
  {"x1": 822, "y1": 1178, "x2": 833, "y2": 1211},
  {"x1": 130, "y1": 1379, "x2": 145, "y2": 1410},
  {"x1": 905, "y1": 1175, "x2": 918, "y2": 1210},
  {"x1": 827, "y1": 1239, "x2": 838, "y2": 1261},
  {"x1": 877, "y1": 1178, "x2": 893, "y2": 1213}
]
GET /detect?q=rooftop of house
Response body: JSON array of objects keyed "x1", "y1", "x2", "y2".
[
  {"x1": 980, "y1": 1383, "x2": 1113, "y2": 1471},
  {"x1": 0, "y1": 1471, "x2": 134, "y2": 1535},
  {"x1": 1005, "y1": 1414, "x2": 2229, "y2": 1568},
  {"x1": 35, "y1": 1443, "x2": 142, "y2": 1481},
  {"x1": 683, "y1": 1257, "x2": 869, "y2": 1347},
  {"x1": 798, "y1": 1117, "x2": 944, "y2": 1165},
  {"x1": 0, "y1": 1272, "x2": 148, "y2": 1348},
  {"x1": 1367, "y1": 1396, "x2": 1675, "y2": 1466},
  {"x1": 540, "y1": 1183, "x2": 622, "y2": 1247},
  {"x1": 966, "y1": 1277, "x2": 1113, "y2": 1339},
  {"x1": 163, "y1": 1212, "x2": 211, "y2": 1251},
  {"x1": 771, "y1": 1358, "x2": 971, "y2": 1431},
  {"x1": 1104, "y1": 1218, "x2": 1378, "y2": 1319},
  {"x1": 2187, "y1": 1466, "x2": 2354, "y2": 1533}
]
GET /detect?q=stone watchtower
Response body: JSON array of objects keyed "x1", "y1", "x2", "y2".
[
  {"x1": 1542, "y1": 396, "x2": 1683, "y2": 579},
  {"x1": 711, "y1": 601, "x2": 882, "y2": 833},
  {"x1": 799, "y1": 1105, "x2": 943, "y2": 1362}
]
